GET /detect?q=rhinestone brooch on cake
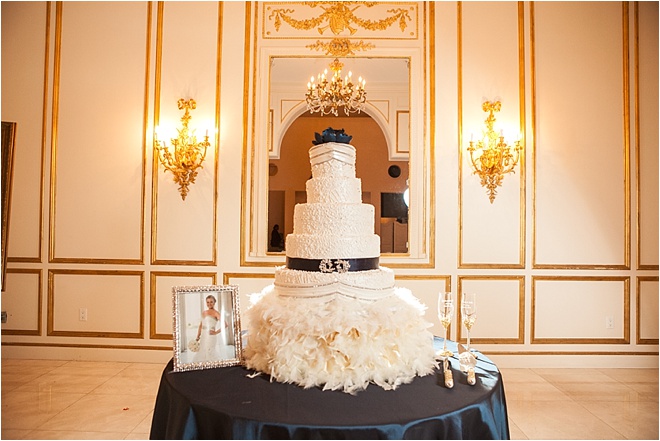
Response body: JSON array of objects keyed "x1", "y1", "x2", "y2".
[{"x1": 319, "y1": 259, "x2": 351, "y2": 273}]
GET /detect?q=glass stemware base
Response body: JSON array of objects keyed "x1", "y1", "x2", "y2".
[{"x1": 437, "y1": 346, "x2": 453, "y2": 358}]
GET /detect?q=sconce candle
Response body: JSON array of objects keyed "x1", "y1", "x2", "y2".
[
  {"x1": 467, "y1": 100, "x2": 523, "y2": 203},
  {"x1": 154, "y1": 98, "x2": 210, "y2": 200}
]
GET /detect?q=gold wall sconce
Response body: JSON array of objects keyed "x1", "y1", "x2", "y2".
[
  {"x1": 467, "y1": 100, "x2": 523, "y2": 203},
  {"x1": 155, "y1": 98, "x2": 210, "y2": 200}
]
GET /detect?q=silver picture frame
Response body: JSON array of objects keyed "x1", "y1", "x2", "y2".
[{"x1": 172, "y1": 285, "x2": 243, "y2": 372}]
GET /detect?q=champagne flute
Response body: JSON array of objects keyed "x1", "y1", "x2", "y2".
[
  {"x1": 461, "y1": 292, "x2": 477, "y2": 355},
  {"x1": 437, "y1": 292, "x2": 454, "y2": 357}
]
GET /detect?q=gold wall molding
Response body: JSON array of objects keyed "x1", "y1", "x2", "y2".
[
  {"x1": 223, "y1": 272, "x2": 275, "y2": 285},
  {"x1": 457, "y1": 275, "x2": 525, "y2": 345},
  {"x1": 396, "y1": 274, "x2": 451, "y2": 290},
  {"x1": 1, "y1": 269, "x2": 42, "y2": 336},
  {"x1": 241, "y1": 2, "x2": 434, "y2": 269},
  {"x1": 634, "y1": 3, "x2": 659, "y2": 271},
  {"x1": 636, "y1": 276, "x2": 659, "y2": 345},
  {"x1": 396, "y1": 110, "x2": 410, "y2": 154},
  {"x1": 483, "y1": 350, "x2": 658, "y2": 356},
  {"x1": 1, "y1": 342, "x2": 172, "y2": 351},
  {"x1": 47, "y1": 269, "x2": 145, "y2": 339},
  {"x1": 531, "y1": 2, "x2": 631, "y2": 270},
  {"x1": 305, "y1": 38, "x2": 375, "y2": 56},
  {"x1": 150, "y1": 2, "x2": 222, "y2": 266},
  {"x1": 6, "y1": 2, "x2": 50, "y2": 264},
  {"x1": 262, "y1": 2, "x2": 418, "y2": 40},
  {"x1": 48, "y1": 2, "x2": 147, "y2": 265},
  {"x1": 457, "y1": 2, "x2": 526, "y2": 270},
  {"x1": 150, "y1": 271, "x2": 217, "y2": 340},
  {"x1": 531, "y1": 276, "x2": 630, "y2": 344}
]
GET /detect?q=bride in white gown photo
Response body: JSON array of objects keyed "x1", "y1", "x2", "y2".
[{"x1": 193, "y1": 294, "x2": 224, "y2": 362}]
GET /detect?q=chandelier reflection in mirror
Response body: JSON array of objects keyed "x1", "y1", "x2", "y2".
[
  {"x1": 467, "y1": 101, "x2": 523, "y2": 203},
  {"x1": 154, "y1": 98, "x2": 210, "y2": 201},
  {"x1": 305, "y1": 58, "x2": 366, "y2": 116}
]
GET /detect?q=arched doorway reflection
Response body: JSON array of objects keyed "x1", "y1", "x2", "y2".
[{"x1": 268, "y1": 113, "x2": 409, "y2": 254}]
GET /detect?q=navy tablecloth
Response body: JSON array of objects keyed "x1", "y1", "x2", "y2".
[{"x1": 149, "y1": 338, "x2": 509, "y2": 440}]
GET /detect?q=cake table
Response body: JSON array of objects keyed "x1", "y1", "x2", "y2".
[{"x1": 149, "y1": 338, "x2": 510, "y2": 440}]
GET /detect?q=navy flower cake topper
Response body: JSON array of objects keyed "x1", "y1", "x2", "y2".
[{"x1": 312, "y1": 127, "x2": 352, "y2": 145}]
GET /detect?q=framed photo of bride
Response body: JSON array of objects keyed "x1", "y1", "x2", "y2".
[{"x1": 172, "y1": 285, "x2": 243, "y2": 372}]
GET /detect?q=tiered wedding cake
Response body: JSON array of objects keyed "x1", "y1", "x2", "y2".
[{"x1": 245, "y1": 129, "x2": 436, "y2": 394}]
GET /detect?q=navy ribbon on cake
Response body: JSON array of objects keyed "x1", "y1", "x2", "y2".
[{"x1": 287, "y1": 257, "x2": 379, "y2": 273}]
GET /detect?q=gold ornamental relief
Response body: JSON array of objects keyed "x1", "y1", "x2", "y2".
[
  {"x1": 263, "y1": 2, "x2": 418, "y2": 40},
  {"x1": 306, "y1": 38, "x2": 375, "y2": 56}
]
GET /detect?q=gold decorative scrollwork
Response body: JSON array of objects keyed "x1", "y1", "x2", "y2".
[
  {"x1": 269, "y1": 2, "x2": 412, "y2": 35},
  {"x1": 306, "y1": 38, "x2": 375, "y2": 56}
]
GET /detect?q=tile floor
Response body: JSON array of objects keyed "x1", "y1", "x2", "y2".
[{"x1": 1, "y1": 359, "x2": 658, "y2": 440}]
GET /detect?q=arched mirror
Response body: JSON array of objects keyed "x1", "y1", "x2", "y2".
[{"x1": 268, "y1": 57, "x2": 410, "y2": 255}]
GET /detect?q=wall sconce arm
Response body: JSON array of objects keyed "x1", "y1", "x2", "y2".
[{"x1": 155, "y1": 98, "x2": 210, "y2": 200}]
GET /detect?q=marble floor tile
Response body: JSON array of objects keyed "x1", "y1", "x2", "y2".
[
  {"x1": 553, "y1": 381, "x2": 644, "y2": 402},
  {"x1": 90, "y1": 372, "x2": 162, "y2": 396},
  {"x1": 508, "y1": 419, "x2": 528, "y2": 440},
  {"x1": 23, "y1": 430, "x2": 129, "y2": 439},
  {"x1": 1, "y1": 362, "x2": 657, "y2": 440},
  {"x1": 1, "y1": 359, "x2": 68, "y2": 369},
  {"x1": 2, "y1": 364, "x2": 64, "y2": 394},
  {"x1": 1, "y1": 390, "x2": 84, "y2": 430},
  {"x1": 12, "y1": 373, "x2": 111, "y2": 395},
  {"x1": 2, "y1": 378, "x2": 31, "y2": 395},
  {"x1": 625, "y1": 381, "x2": 659, "y2": 401},
  {"x1": 132, "y1": 411, "x2": 154, "y2": 433},
  {"x1": 532, "y1": 368, "x2": 615, "y2": 384},
  {"x1": 50, "y1": 361, "x2": 130, "y2": 377},
  {"x1": 124, "y1": 431, "x2": 149, "y2": 440},
  {"x1": 123, "y1": 362, "x2": 165, "y2": 373},
  {"x1": 0, "y1": 429, "x2": 34, "y2": 439},
  {"x1": 578, "y1": 399, "x2": 659, "y2": 440},
  {"x1": 500, "y1": 368, "x2": 550, "y2": 383},
  {"x1": 597, "y1": 368, "x2": 659, "y2": 384},
  {"x1": 2, "y1": 364, "x2": 62, "y2": 378},
  {"x1": 506, "y1": 400, "x2": 626, "y2": 440},
  {"x1": 37, "y1": 393, "x2": 155, "y2": 433},
  {"x1": 504, "y1": 380, "x2": 572, "y2": 401}
]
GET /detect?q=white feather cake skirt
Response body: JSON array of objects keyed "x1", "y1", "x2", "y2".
[{"x1": 244, "y1": 286, "x2": 437, "y2": 394}]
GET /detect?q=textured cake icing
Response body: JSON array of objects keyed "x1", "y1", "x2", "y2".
[
  {"x1": 286, "y1": 142, "x2": 380, "y2": 259},
  {"x1": 245, "y1": 135, "x2": 435, "y2": 393}
]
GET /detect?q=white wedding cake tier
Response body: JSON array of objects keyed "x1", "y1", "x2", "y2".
[{"x1": 245, "y1": 137, "x2": 436, "y2": 394}]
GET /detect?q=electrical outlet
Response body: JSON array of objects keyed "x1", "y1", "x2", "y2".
[
  {"x1": 605, "y1": 316, "x2": 614, "y2": 329},
  {"x1": 79, "y1": 308, "x2": 88, "y2": 321}
]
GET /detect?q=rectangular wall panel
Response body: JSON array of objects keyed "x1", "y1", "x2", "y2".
[
  {"x1": 1, "y1": 2, "x2": 47, "y2": 261},
  {"x1": 1, "y1": 269, "x2": 41, "y2": 334},
  {"x1": 152, "y1": 1, "x2": 219, "y2": 264},
  {"x1": 533, "y1": 277, "x2": 629, "y2": 343},
  {"x1": 637, "y1": 277, "x2": 659, "y2": 344},
  {"x1": 533, "y1": 2, "x2": 628, "y2": 268},
  {"x1": 458, "y1": 276, "x2": 524, "y2": 344},
  {"x1": 48, "y1": 270, "x2": 143, "y2": 337},
  {"x1": 395, "y1": 276, "x2": 451, "y2": 337},
  {"x1": 151, "y1": 272, "x2": 216, "y2": 339},
  {"x1": 223, "y1": 273, "x2": 274, "y2": 325},
  {"x1": 460, "y1": 2, "x2": 523, "y2": 267},
  {"x1": 637, "y1": 2, "x2": 659, "y2": 269},
  {"x1": 51, "y1": 2, "x2": 148, "y2": 262}
]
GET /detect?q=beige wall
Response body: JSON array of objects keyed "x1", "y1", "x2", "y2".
[{"x1": 1, "y1": 1, "x2": 657, "y2": 367}]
